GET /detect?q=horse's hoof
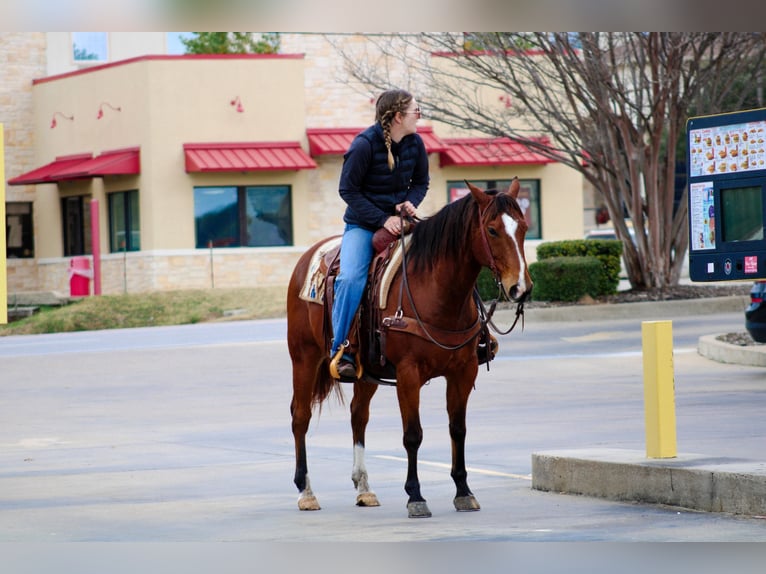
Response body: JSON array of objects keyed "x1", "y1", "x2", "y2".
[
  {"x1": 407, "y1": 501, "x2": 432, "y2": 518},
  {"x1": 454, "y1": 495, "x2": 481, "y2": 512},
  {"x1": 356, "y1": 492, "x2": 380, "y2": 507},
  {"x1": 298, "y1": 494, "x2": 321, "y2": 511}
]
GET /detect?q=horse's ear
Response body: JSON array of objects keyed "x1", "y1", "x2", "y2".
[
  {"x1": 465, "y1": 180, "x2": 491, "y2": 208},
  {"x1": 507, "y1": 177, "x2": 520, "y2": 199}
]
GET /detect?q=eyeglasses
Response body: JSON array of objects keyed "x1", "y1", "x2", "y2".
[{"x1": 402, "y1": 107, "x2": 421, "y2": 117}]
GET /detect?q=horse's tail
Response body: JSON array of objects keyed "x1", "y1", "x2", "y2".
[
  {"x1": 312, "y1": 359, "x2": 345, "y2": 414},
  {"x1": 287, "y1": 238, "x2": 346, "y2": 415}
]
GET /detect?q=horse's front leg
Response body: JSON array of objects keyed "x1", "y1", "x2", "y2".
[
  {"x1": 446, "y1": 367, "x2": 481, "y2": 512},
  {"x1": 350, "y1": 381, "x2": 380, "y2": 507},
  {"x1": 396, "y1": 373, "x2": 431, "y2": 518}
]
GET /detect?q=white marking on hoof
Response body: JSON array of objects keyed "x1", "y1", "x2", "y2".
[
  {"x1": 298, "y1": 494, "x2": 321, "y2": 511},
  {"x1": 356, "y1": 492, "x2": 380, "y2": 507},
  {"x1": 297, "y1": 477, "x2": 320, "y2": 510}
]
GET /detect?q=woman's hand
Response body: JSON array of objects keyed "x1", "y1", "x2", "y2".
[
  {"x1": 383, "y1": 215, "x2": 403, "y2": 235},
  {"x1": 395, "y1": 201, "x2": 417, "y2": 217}
]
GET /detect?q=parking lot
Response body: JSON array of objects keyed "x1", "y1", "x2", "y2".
[{"x1": 1, "y1": 309, "x2": 765, "y2": 545}]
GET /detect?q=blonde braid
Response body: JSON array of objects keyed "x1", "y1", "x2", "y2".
[
  {"x1": 380, "y1": 109, "x2": 396, "y2": 170},
  {"x1": 374, "y1": 89, "x2": 414, "y2": 172}
]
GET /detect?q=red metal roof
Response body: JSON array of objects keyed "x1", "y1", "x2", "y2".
[
  {"x1": 8, "y1": 148, "x2": 141, "y2": 185},
  {"x1": 439, "y1": 137, "x2": 554, "y2": 167},
  {"x1": 306, "y1": 126, "x2": 448, "y2": 156},
  {"x1": 8, "y1": 153, "x2": 93, "y2": 185},
  {"x1": 183, "y1": 142, "x2": 316, "y2": 172},
  {"x1": 55, "y1": 147, "x2": 140, "y2": 179}
]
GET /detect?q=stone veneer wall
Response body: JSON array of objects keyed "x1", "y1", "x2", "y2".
[
  {"x1": 2, "y1": 33, "x2": 46, "y2": 293},
  {"x1": 33, "y1": 249, "x2": 307, "y2": 296}
]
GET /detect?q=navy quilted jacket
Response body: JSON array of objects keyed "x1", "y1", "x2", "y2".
[{"x1": 338, "y1": 123, "x2": 429, "y2": 231}]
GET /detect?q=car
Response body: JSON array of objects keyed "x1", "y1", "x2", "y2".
[
  {"x1": 745, "y1": 281, "x2": 766, "y2": 343},
  {"x1": 584, "y1": 228, "x2": 619, "y2": 241},
  {"x1": 584, "y1": 227, "x2": 636, "y2": 242}
]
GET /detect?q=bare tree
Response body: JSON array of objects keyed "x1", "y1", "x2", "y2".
[{"x1": 330, "y1": 32, "x2": 766, "y2": 289}]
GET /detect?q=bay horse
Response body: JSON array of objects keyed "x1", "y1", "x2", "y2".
[{"x1": 286, "y1": 179, "x2": 532, "y2": 518}]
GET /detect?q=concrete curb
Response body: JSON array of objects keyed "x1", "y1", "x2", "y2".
[
  {"x1": 532, "y1": 449, "x2": 766, "y2": 516},
  {"x1": 493, "y1": 294, "x2": 748, "y2": 323},
  {"x1": 698, "y1": 333, "x2": 766, "y2": 367}
]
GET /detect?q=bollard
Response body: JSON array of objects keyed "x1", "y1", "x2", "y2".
[{"x1": 642, "y1": 320, "x2": 677, "y2": 458}]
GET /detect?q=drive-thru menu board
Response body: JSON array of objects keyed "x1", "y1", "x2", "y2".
[{"x1": 687, "y1": 108, "x2": 766, "y2": 281}]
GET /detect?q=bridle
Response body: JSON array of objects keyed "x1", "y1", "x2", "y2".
[
  {"x1": 391, "y1": 200, "x2": 526, "y2": 354},
  {"x1": 474, "y1": 201, "x2": 526, "y2": 336}
]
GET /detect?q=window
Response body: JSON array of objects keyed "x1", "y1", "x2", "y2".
[
  {"x1": 61, "y1": 196, "x2": 92, "y2": 256},
  {"x1": 72, "y1": 32, "x2": 107, "y2": 62},
  {"x1": 6, "y1": 202, "x2": 34, "y2": 258},
  {"x1": 447, "y1": 179, "x2": 541, "y2": 239},
  {"x1": 109, "y1": 190, "x2": 140, "y2": 252},
  {"x1": 194, "y1": 185, "x2": 292, "y2": 248}
]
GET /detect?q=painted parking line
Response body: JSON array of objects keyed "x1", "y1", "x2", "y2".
[{"x1": 374, "y1": 454, "x2": 532, "y2": 481}]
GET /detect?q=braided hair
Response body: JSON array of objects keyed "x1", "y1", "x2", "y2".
[{"x1": 375, "y1": 89, "x2": 413, "y2": 171}]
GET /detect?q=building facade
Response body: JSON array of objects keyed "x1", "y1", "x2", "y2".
[{"x1": 3, "y1": 33, "x2": 585, "y2": 296}]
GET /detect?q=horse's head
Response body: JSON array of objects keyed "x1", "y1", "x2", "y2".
[{"x1": 467, "y1": 178, "x2": 533, "y2": 303}]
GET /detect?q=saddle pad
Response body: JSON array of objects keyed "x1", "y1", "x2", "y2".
[
  {"x1": 299, "y1": 236, "x2": 342, "y2": 304},
  {"x1": 378, "y1": 234, "x2": 411, "y2": 309}
]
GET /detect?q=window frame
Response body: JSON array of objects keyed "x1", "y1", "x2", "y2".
[
  {"x1": 108, "y1": 190, "x2": 141, "y2": 253},
  {"x1": 5, "y1": 201, "x2": 35, "y2": 259},
  {"x1": 446, "y1": 178, "x2": 542, "y2": 240},
  {"x1": 61, "y1": 195, "x2": 92, "y2": 257},
  {"x1": 194, "y1": 184, "x2": 293, "y2": 249},
  {"x1": 71, "y1": 32, "x2": 108, "y2": 64}
]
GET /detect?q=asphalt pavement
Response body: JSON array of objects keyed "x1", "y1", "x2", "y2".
[{"x1": 2, "y1": 297, "x2": 766, "y2": 547}]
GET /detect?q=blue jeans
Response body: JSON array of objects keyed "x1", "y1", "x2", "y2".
[{"x1": 331, "y1": 224, "x2": 375, "y2": 356}]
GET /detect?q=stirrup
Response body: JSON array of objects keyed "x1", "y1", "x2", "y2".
[
  {"x1": 329, "y1": 341, "x2": 363, "y2": 380},
  {"x1": 477, "y1": 334, "x2": 499, "y2": 365}
]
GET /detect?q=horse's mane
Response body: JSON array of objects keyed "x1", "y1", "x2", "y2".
[{"x1": 408, "y1": 189, "x2": 523, "y2": 273}]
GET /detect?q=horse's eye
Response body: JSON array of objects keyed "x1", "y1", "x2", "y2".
[{"x1": 487, "y1": 227, "x2": 498, "y2": 238}]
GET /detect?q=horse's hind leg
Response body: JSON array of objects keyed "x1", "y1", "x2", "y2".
[
  {"x1": 350, "y1": 381, "x2": 380, "y2": 507},
  {"x1": 291, "y1": 359, "x2": 321, "y2": 511},
  {"x1": 446, "y1": 371, "x2": 481, "y2": 512}
]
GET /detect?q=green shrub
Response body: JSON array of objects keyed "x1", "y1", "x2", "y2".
[
  {"x1": 476, "y1": 266, "x2": 499, "y2": 301},
  {"x1": 536, "y1": 239, "x2": 622, "y2": 296},
  {"x1": 529, "y1": 256, "x2": 603, "y2": 302}
]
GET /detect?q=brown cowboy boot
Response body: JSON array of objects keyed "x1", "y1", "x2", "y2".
[
  {"x1": 477, "y1": 333, "x2": 499, "y2": 365},
  {"x1": 329, "y1": 341, "x2": 362, "y2": 380}
]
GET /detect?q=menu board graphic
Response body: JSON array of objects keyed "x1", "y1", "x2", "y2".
[
  {"x1": 689, "y1": 119, "x2": 766, "y2": 177},
  {"x1": 689, "y1": 181, "x2": 716, "y2": 251}
]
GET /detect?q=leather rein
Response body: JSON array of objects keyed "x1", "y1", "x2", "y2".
[{"x1": 387, "y1": 205, "x2": 525, "y2": 353}]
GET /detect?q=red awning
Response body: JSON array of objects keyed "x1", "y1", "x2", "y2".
[
  {"x1": 306, "y1": 126, "x2": 448, "y2": 156},
  {"x1": 184, "y1": 142, "x2": 317, "y2": 172},
  {"x1": 8, "y1": 153, "x2": 93, "y2": 185},
  {"x1": 55, "y1": 147, "x2": 140, "y2": 179},
  {"x1": 8, "y1": 148, "x2": 141, "y2": 185},
  {"x1": 439, "y1": 137, "x2": 554, "y2": 167}
]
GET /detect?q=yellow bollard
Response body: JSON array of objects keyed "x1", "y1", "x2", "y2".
[
  {"x1": 0, "y1": 124, "x2": 6, "y2": 325},
  {"x1": 642, "y1": 320, "x2": 677, "y2": 458}
]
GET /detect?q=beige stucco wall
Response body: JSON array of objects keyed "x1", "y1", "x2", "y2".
[{"x1": 32, "y1": 55, "x2": 309, "y2": 258}]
